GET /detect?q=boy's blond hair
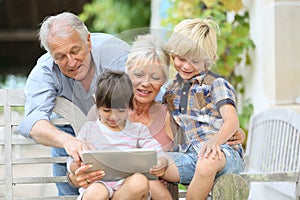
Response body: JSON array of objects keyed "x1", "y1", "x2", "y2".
[{"x1": 166, "y1": 18, "x2": 219, "y2": 69}]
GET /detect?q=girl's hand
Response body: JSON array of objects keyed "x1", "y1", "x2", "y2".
[
  {"x1": 150, "y1": 158, "x2": 168, "y2": 177},
  {"x1": 74, "y1": 163, "x2": 105, "y2": 188}
]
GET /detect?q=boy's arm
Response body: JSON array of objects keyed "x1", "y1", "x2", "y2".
[
  {"x1": 200, "y1": 104, "x2": 239, "y2": 159},
  {"x1": 217, "y1": 104, "x2": 239, "y2": 143}
]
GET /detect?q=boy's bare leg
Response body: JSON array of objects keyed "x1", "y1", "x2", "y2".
[
  {"x1": 112, "y1": 173, "x2": 149, "y2": 200},
  {"x1": 186, "y1": 153, "x2": 226, "y2": 200}
]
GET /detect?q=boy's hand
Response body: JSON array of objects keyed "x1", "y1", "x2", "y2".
[{"x1": 199, "y1": 137, "x2": 222, "y2": 160}]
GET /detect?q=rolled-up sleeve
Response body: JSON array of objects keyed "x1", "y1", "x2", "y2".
[
  {"x1": 211, "y1": 78, "x2": 236, "y2": 111},
  {"x1": 17, "y1": 54, "x2": 59, "y2": 137}
]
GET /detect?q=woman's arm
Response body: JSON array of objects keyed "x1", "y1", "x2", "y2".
[{"x1": 227, "y1": 128, "x2": 246, "y2": 145}]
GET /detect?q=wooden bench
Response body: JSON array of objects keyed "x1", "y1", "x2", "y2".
[
  {"x1": 241, "y1": 108, "x2": 300, "y2": 199},
  {"x1": 0, "y1": 88, "x2": 250, "y2": 200},
  {"x1": 0, "y1": 89, "x2": 81, "y2": 200},
  {"x1": 6, "y1": 89, "x2": 299, "y2": 199},
  {"x1": 173, "y1": 108, "x2": 300, "y2": 199},
  {"x1": 0, "y1": 89, "x2": 181, "y2": 200}
]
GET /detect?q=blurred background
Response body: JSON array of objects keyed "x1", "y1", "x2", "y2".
[{"x1": 0, "y1": 0, "x2": 299, "y2": 199}]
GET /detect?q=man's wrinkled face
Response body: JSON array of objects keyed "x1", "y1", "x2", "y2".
[{"x1": 49, "y1": 31, "x2": 92, "y2": 81}]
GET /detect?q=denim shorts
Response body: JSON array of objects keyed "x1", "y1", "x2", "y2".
[{"x1": 167, "y1": 144, "x2": 244, "y2": 184}]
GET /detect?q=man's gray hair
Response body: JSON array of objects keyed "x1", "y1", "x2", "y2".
[{"x1": 39, "y1": 12, "x2": 89, "y2": 52}]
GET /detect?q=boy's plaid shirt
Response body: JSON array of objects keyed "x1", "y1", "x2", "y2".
[{"x1": 163, "y1": 71, "x2": 236, "y2": 152}]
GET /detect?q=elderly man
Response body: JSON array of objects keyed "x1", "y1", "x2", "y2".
[{"x1": 17, "y1": 12, "x2": 130, "y2": 196}]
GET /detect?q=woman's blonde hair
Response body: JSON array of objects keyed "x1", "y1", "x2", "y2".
[
  {"x1": 165, "y1": 18, "x2": 219, "y2": 69},
  {"x1": 126, "y1": 34, "x2": 170, "y2": 83}
]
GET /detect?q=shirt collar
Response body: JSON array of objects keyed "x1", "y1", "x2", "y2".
[{"x1": 175, "y1": 70, "x2": 208, "y2": 85}]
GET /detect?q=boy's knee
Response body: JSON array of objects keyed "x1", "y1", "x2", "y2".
[{"x1": 196, "y1": 157, "x2": 225, "y2": 176}]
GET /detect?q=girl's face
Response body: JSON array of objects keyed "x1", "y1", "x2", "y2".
[
  {"x1": 128, "y1": 61, "x2": 166, "y2": 104},
  {"x1": 173, "y1": 55, "x2": 205, "y2": 80},
  {"x1": 98, "y1": 107, "x2": 129, "y2": 131}
]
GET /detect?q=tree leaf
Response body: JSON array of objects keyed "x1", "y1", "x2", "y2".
[
  {"x1": 220, "y1": 0, "x2": 243, "y2": 12},
  {"x1": 202, "y1": 0, "x2": 218, "y2": 8}
]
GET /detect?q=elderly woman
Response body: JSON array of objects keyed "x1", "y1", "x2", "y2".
[
  {"x1": 126, "y1": 34, "x2": 175, "y2": 199},
  {"x1": 67, "y1": 34, "x2": 245, "y2": 199}
]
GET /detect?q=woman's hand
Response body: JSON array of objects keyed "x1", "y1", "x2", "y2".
[
  {"x1": 226, "y1": 128, "x2": 246, "y2": 146},
  {"x1": 73, "y1": 163, "x2": 105, "y2": 189}
]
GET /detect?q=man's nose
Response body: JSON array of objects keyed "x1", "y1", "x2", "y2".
[{"x1": 66, "y1": 54, "x2": 76, "y2": 66}]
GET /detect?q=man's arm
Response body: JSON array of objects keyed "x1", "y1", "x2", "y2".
[{"x1": 31, "y1": 120, "x2": 84, "y2": 162}]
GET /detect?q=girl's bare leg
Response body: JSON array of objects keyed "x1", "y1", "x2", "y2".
[
  {"x1": 112, "y1": 173, "x2": 149, "y2": 200},
  {"x1": 149, "y1": 180, "x2": 172, "y2": 200},
  {"x1": 83, "y1": 182, "x2": 109, "y2": 200}
]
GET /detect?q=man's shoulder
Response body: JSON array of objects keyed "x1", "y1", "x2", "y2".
[
  {"x1": 29, "y1": 53, "x2": 55, "y2": 76},
  {"x1": 90, "y1": 33, "x2": 129, "y2": 47}
]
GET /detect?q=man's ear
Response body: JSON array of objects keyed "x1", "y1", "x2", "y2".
[{"x1": 87, "y1": 32, "x2": 92, "y2": 51}]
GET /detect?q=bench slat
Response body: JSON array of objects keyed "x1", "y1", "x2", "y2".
[
  {"x1": 12, "y1": 156, "x2": 67, "y2": 164},
  {"x1": 13, "y1": 176, "x2": 67, "y2": 184},
  {"x1": 3, "y1": 196, "x2": 77, "y2": 200},
  {"x1": 241, "y1": 172, "x2": 299, "y2": 182}
]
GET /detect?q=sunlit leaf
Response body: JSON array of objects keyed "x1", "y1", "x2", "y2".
[
  {"x1": 220, "y1": 0, "x2": 243, "y2": 12},
  {"x1": 202, "y1": 0, "x2": 217, "y2": 8}
]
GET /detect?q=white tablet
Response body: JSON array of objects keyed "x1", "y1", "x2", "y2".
[{"x1": 82, "y1": 148, "x2": 158, "y2": 181}]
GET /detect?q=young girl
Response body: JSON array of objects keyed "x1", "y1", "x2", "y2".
[
  {"x1": 68, "y1": 70, "x2": 169, "y2": 200},
  {"x1": 162, "y1": 18, "x2": 244, "y2": 200}
]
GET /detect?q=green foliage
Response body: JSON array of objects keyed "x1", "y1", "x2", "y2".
[
  {"x1": 79, "y1": 0, "x2": 151, "y2": 34},
  {"x1": 162, "y1": 0, "x2": 255, "y2": 136},
  {"x1": 238, "y1": 99, "x2": 254, "y2": 147}
]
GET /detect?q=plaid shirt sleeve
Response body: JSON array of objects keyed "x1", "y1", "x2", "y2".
[{"x1": 210, "y1": 78, "x2": 236, "y2": 110}]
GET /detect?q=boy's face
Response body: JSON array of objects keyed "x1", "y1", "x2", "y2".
[
  {"x1": 173, "y1": 55, "x2": 205, "y2": 80},
  {"x1": 98, "y1": 107, "x2": 128, "y2": 131}
]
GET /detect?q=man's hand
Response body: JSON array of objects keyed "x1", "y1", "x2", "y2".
[{"x1": 63, "y1": 136, "x2": 86, "y2": 165}]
